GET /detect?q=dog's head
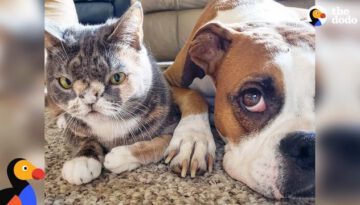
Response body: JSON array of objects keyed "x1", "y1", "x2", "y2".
[{"x1": 184, "y1": 21, "x2": 315, "y2": 199}]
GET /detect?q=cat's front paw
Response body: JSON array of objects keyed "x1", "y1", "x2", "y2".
[
  {"x1": 104, "y1": 146, "x2": 141, "y2": 174},
  {"x1": 164, "y1": 113, "x2": 216, "y2": 178},
  {"x1": 62, "y1": 157, "x2": 102, "y2": 185}
]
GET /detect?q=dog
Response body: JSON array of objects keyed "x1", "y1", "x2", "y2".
[{"x1": 163, "y1": 0, "x2": 315, "y2": 199}]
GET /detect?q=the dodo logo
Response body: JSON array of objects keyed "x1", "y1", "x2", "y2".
[
  {"x1": 308, "y1": 6, "x2": 327, "y2": 27},
  {"x1": 0, "y1": 158, "x2": 45, "y2": 205}
]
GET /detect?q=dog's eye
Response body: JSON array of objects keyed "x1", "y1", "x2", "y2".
[{"x1": 241, "y1": 88, "x2": 266, "y2": 112}]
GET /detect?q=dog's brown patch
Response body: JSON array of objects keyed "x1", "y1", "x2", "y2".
[
  {"x1": 214, "y1": 33, "x2": 285, "y2": 143},
  {"x1": 276, "y1": 22, "x2": 315, "y2": 50},
  {"x1": 171, "y1": 87, "x2": 208, "y2": 115}
]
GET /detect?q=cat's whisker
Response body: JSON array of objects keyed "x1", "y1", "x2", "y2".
[
  {"x1": 119, "y1": 108, "x2": 153, "y2": 142},
  {"x1": 112, "y1": 112, "x2": 137, "y2": 145},
  {"x1": 104, "y1": 103, "x2": 149, "y2": 140},
  {"x1": 62, "y1": 115, "x2": 76, "y2": 139}
]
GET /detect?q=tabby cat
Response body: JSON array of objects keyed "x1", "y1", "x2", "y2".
[{"x1": 45, "y1": 3, "x2": 177, "y2": 185}]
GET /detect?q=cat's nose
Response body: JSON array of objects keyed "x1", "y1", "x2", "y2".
[{"x1": 80, "y1": 92, "x2": 99, "y2": 105}]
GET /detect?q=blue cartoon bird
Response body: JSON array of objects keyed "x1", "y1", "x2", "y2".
[
  {"x1": 309, "y1": 8, "x2": 326, "y2": 26},
  {"x1": 0, "y1": 158, "x2": 45, "y2": 205}
]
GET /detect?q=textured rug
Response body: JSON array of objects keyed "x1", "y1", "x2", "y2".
[{"x1": 45, "y1": 114, "x2": 313, "y2": 205}]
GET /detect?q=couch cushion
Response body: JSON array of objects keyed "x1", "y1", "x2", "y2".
[
  {"x1": 144, "y1": 11, "x2": 179, "y2": 61},
  {"x1": 144, "y1": 9, "x2": 203, "y2": 61}
]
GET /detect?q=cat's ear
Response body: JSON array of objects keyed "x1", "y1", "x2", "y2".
[
  {"x1": 44, "y1": 20, "x2": 64, "y2": 49},
  {"x1": 107, "y1": 2, "x2": 144, "y2": 50}
]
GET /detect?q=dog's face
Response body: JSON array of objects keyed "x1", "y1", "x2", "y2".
[{"x1": 185, "y1": 22, "x2": 315, "y2": 199}]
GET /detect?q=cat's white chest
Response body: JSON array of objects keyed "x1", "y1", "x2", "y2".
[{"x1": 84, "y1": 117, "x2": 140, "y2": 141}]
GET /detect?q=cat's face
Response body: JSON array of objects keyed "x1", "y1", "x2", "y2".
[{"x1": 45, "y1": 4, "x2": 151, "y2": 120}]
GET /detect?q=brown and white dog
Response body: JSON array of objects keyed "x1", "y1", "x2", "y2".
[{"x1": 164, "y1": 0, "x2": 315, "y2": 199}]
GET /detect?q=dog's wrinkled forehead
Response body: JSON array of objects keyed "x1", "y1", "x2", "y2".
[{"x1": 232, "y1": 21, "x2": 315, "y2": 51}]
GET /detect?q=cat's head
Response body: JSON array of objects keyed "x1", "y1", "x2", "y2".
[{"x1": 45, "y1": 3, "x2": 152, "y2": 119}]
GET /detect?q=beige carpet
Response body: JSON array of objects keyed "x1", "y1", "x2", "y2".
[{"x1": 45, "y1": 115, "x2": 313, "y2": 205}]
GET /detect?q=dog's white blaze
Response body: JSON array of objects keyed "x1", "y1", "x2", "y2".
[
  {"x1": 271, "y1": 45, "x2": 316, "y2": 129},
  {"x1": 213, "y1": 0, "x2": 299, "y2": 24}
]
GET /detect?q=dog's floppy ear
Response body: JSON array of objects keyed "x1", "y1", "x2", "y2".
[
  {"x1": 107, "y1": 2, "x2": 144, "y2": 50},
  {"x1": 182, "y1": 22, "x2": 233, "y2": 85}
]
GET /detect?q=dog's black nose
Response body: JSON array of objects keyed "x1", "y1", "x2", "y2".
[
  {"x1": 280, "y1": 131, "x2": 315, "y2": 198},
  {"x1": 280, "y1": 131, "x2": 315, "y2": 170}
]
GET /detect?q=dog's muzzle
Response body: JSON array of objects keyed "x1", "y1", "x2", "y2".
[{"x1": 279, "y1": 131, "x2": 315, "y2": 198}]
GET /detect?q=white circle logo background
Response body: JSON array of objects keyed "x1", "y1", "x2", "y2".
[{"x1": 307, "y1": 6, "x2": 328, "y2": 26}]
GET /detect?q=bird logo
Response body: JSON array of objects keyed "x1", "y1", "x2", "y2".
[
  {"x1": 0, "y1": 158, "x2": 45, "y2": 205},
  {"x1": 308, "y1": 6, "x2": 327, "y2": 27}
]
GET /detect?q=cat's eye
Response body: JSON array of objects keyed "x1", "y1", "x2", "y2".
[
  {"x1": 58, "y1": 77, "x2": 72, "y2": 89},
  {"x1": 110, "y1": 72, "x2": 126, "y2": 85}
]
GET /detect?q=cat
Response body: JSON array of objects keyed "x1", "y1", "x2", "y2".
[{"x1": 45, "y1": 3, "x2": 179, "y2": 185}]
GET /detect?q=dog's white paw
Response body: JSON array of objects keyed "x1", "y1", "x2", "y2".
[
  {"x1": 104, "y1": 146, "x2": 141, "y2": 174},
  {"x1": 62, "y1": 157, "x2": 102, "y2": 185},
  {"x1": 165, "y1": 113, "x2": 216, "y2": 177}
]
